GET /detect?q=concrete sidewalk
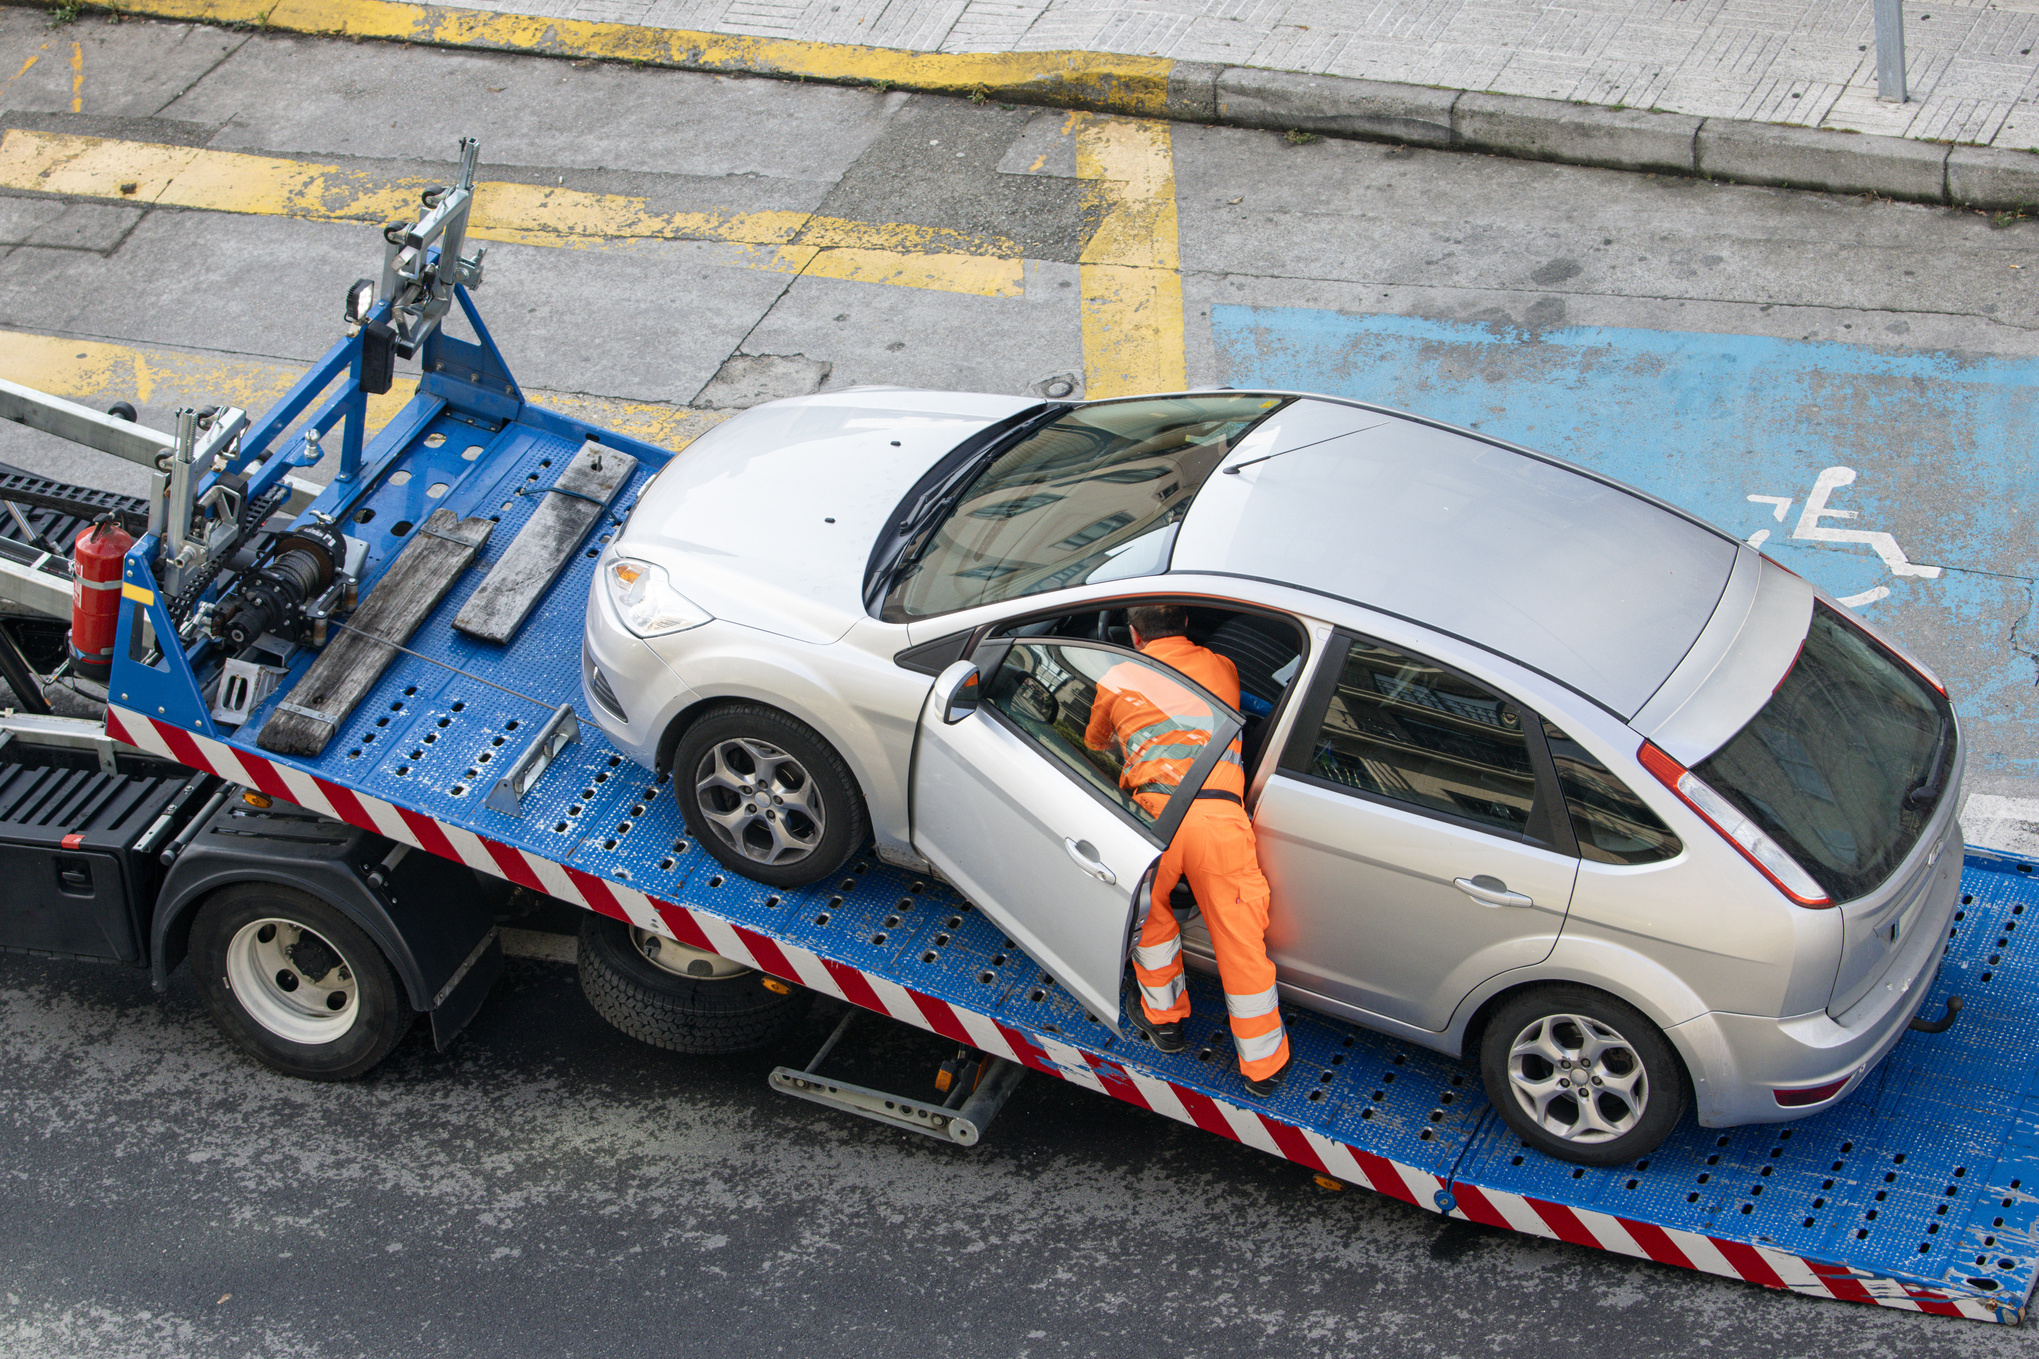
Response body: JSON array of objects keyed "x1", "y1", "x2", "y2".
[
  {"x1": 467, "y1": 0, "x2": 2039, "y2": 151},
  {"x1": 26, "y1": 0, "x2": 2039, "y2": 205}
]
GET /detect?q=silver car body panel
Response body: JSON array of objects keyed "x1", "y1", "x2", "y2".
[
  {"x1": 588, "y1": 387, "x2": 1964, "y2": 1134},
  {"x1": 1173, "y1": 398, "x2": 1741, "y2": 718},
  {"x1": 1255, "y1": 773, "x2": 1580, "y2": 1031},
  {"x1": 1630, "y1": 548, "x2": 1814, "y2": 765},
  {"x1": 619, "y1": 388, "x2": 1032, "y2": 645}
]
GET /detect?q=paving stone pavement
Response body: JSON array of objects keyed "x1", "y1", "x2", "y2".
[{"x1": 445, "y1": 0, "x2": 2039, "y2": 149}]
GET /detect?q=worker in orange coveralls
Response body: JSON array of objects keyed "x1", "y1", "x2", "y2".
[{"x1": 1084, "y1": 603, "x2": 1292, "y2": 1096}]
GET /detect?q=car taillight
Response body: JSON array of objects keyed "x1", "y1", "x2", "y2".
[
  {"x1": 1637, "y1": 741, "x2": 1832, "y2": 908},
  {"x1": 1774, "y1": 1076, "x2": 1851, "y2": 1108}
]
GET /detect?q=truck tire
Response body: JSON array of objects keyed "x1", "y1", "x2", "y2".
[
  {"x1": 577, "y1": 912, "x2": 808, "y2": 1054},
  {"x1": 671, "y1": 703, "x2": 868, "y2": 888},
  {"x1": 189, "y1": 884, "x2": 412, "y2": 1080},
  {"x1": 1479, "y1": 985, "x2": 1687, "y2": 1167}
]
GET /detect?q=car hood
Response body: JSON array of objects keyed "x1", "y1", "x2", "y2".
[{"x1": 615, "y1": 388, "x2": 1036, "y2": 644}]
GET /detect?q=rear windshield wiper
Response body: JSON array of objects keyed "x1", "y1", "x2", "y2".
[{"x1": 1905, "y1": 719, "x2": 1951, "y2": 808}]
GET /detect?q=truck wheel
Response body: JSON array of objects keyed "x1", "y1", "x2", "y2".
[
  {"x1": 672, "y1": 703, "x2": 868, "y2": 888},
  {"x1": 189, "y1": 884, "x2": 412, "y2": 1080},
  {"x1": 577, "y1": 912, "x2": 809, "y2": 1054},
  {"x1": 1479, "y1": 985, "x2": 1686, "y2": 1167}
]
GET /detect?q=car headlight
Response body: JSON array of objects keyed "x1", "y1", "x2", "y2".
[{"x1": 604, "y1": 558, "x2": 710, "y2": 637}]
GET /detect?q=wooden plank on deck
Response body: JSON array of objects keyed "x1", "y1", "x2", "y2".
[
  {"x1": 453, "y1": 439, "x2": 637, "y2": 645},
  {"x1": 257, "y1": 507, "x2": 493, "y2": 758}
]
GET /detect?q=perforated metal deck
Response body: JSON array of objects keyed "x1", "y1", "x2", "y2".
[{"x1": 98, "y1": 334, "x2": 2039, "y2": 1325}]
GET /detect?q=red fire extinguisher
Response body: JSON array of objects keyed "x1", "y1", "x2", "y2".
[{"x1": 70, "y1": 516, "x2": 133, "y2": 682}]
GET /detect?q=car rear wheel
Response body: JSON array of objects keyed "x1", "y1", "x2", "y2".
[
  {"x1": 577, "y1": 912, "x2": 810, "y2": 1054},
  {"x1": 672, "y1": 704, "x2": 867, "y2": 887},
  {"x1": 1479, "y1": 985, "x2": 1686, "y2": 1166},
  {"x1": 190, "y1": 884, "x2": 412, "y2": 1080}
]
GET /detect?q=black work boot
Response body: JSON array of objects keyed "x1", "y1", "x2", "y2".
[
  {"x1": 1242, "y1": 1052, "x2": 1293, "y2": 1098},
  {"x1": 1125, "y1": 994, "x2": 1187, "y2": 1054}
]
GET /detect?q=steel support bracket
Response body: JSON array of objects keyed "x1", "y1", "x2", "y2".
[{"x1": 485, "y1": 703, "x2": 580, "y2": 815}]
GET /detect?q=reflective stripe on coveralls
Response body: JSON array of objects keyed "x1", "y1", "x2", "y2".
[
  {"x1": 1132, "y1": 935, "x2": 1186, "y2": 1014},
  {"x1": 1090, "y1": 635, "x2": 1290, "y2": 1081}
]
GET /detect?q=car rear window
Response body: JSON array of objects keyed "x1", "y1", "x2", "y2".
[{"x1": 1693, "y1": 603, "x2": 1953, "y2": 903}]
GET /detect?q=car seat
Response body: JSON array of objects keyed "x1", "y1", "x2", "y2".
[{"x1": 1204, "y1": 612, "x2": 1304, "y2": 769}]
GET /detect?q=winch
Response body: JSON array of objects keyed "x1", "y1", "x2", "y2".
[{"x1": 212, "y1": 522, "x2": 350, "y2": 652}]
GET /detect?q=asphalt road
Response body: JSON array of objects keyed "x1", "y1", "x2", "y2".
[{"x1": 5, "y1": 11, "x2": 2039, "y2": 1356}]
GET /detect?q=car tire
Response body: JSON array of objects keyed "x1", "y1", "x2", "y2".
[
  {"x1": 670, "y1": 703, "x2": 868, "y2": 888},
  {"x1": 189, "y1": 884, "x2": 412, "y2": 1080},
  {"x1": 577, "y1": 912, "x2": 810, "y2": 1054},
  {"x1": 1479, "y1": 985, "x2": 1687, "y2": 1166}
]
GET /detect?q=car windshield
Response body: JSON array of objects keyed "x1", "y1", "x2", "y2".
[
  {"x1": 1693, "y1": 603, "x2": 1953, "y2": 903},
  {"x1": 881, "y1": 394, "x2": 1285, "y2": 619}
]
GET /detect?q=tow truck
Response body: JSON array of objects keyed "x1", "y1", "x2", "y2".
[{"x1": 1, "y1": 139, "x2": 2033, "y2": 1325}]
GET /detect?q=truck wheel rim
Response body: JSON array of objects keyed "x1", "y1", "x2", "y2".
[
  {"x1": 693, "y1": 738, "x2": 825, "y2": 867},
  {"x1": 1505, "y1": 1013, "x2": 1647, "y2": 1144},
  {"x1": 225, "y1": 918, "x2": 361, "y2": 1045},
  {"x1": 631, "y1": 926, "x2": 748, "y2": 979}
]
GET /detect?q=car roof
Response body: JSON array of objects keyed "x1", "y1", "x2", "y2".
[{"x1": 1169, "y1": 396, "x2": 1740, "y2": 719}]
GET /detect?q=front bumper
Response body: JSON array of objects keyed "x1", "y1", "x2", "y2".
[
  {"x1": 581, "y1": 575, "x2": 703, "y2": 771},
  {"x1": 1671, "y1": 818, "x2": 1964, "y2": 1127}
]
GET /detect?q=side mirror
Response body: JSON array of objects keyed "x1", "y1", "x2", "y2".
[
  {"x1": 934, "y1": 660, "x2": 982, "y2": 725},
  {"x1": 1011, "y1": 675, "x2": 1059, "y2": 727}
]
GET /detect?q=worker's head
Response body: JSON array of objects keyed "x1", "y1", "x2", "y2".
[{"x1": 1126, "y1": 603, "x2": 1189, "y2": 651}]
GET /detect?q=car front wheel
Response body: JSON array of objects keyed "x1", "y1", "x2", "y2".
[
  {"x1": 1479, "y1": 985, "x2": 1686, "y2": 1166},
  {"x1": 671, "y1": 704, "x2": 868, "y2": 887}
]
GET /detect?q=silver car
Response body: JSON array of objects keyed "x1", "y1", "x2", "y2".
[{"x1": 582, "y1": 390, "x2": 1963, "y2": 1165}]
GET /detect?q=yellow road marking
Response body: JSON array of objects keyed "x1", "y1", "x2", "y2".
[
  {"x1": 68, "y1": 41, "x2": 81, "y2": 114},
  {"x1": 0, "y1": 327, "x2": 729, "y2": 453},
  {"x1": 80, "y1": 0, "x2": 1177, "y2": 117},
  {"x1": 1074, "y1": 116, "x2": 1185, "y2": 398},
  {"x1": 0, "y1": 129, "x2": 1023, "y2": 297}
]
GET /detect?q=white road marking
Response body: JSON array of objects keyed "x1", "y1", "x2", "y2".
[
  {"x1": 1746, "y1": 494, "x2": 1794, "y2": 522},
  {"x1": 1793, "y1": 467, "x2": 1941, "y2": 579},
  {"x1": 1960, "y1": 793, "x2": 2039, "y2": 858}
]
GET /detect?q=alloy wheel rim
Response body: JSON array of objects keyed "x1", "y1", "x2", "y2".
[
  {"x1": 693, "y1": 737, "x2": 826, "y2": 866},
  {"x1": 631, "y1": 926, "x2": 748, "y2": 979},
  {"x1": 224, "y1": 918, "x2": 360, "y2": 1044},
  {"x1": 1505, "y1": 1012, "x2": 1648, "y2": 1144}
]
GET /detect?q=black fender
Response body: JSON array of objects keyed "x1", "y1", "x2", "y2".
[{"x1": 152, "y1": 798, "x2": 509, "y2": 1049}]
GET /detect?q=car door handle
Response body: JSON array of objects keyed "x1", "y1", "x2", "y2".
[
  {"x1": 1064, "y1": 838, "x2": 1116, "y2": 885},
  {"x1": 1453, "y1": 875, "x2": 1533, "y2": 908}
]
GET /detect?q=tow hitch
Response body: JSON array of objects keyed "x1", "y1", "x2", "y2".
[{"x1": 1910, "y1": 994, "x2": 1964, "y2": 1033}]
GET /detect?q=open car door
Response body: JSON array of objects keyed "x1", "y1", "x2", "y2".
[{"x1": 910, "y1": 638, "x2": 1244, "y2": 1034}]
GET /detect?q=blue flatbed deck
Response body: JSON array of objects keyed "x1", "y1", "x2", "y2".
[{"x1": 99, "y1": 295, "x2": 2039, "y2": 1326}]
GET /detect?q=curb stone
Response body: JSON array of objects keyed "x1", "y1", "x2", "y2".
[
  {"x1": 1696, "y1": 117, "x2": 1950, "y2": 202},
  {"x1": 1215, "y1": 68, "x2": 1457, "y2": 148},
  {"x1": 1453, "y1": 92, "x2": 1700, "y2": 177},
  {"x1": 20, "y1": 0, "x2": 2039, "y2": 210}
]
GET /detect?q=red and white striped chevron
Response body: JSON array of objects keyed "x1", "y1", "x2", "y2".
[{"x1": 103, "y1": 706, "x2": 2007, "y2": 1324}]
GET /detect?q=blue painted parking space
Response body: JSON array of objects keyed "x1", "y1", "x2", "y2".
[{"x1": 1211, "y1": 309, "x2": 2039, "y2": 776}]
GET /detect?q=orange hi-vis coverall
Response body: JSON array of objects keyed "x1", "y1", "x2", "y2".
[{"x1": 1084, "y1": 634, "x2": 1291, "y2": 1082}]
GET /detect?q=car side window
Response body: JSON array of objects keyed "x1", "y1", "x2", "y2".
[
  {"x1": 984, "y1": 640, "x2": 1231, "y2": 831},
  {"x1": 1541, "y1": 721, "x2": 1683, "y2": 865},
  {"x1": 1289, "y1": 638, "x2": 1540, "y2": 838}
]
